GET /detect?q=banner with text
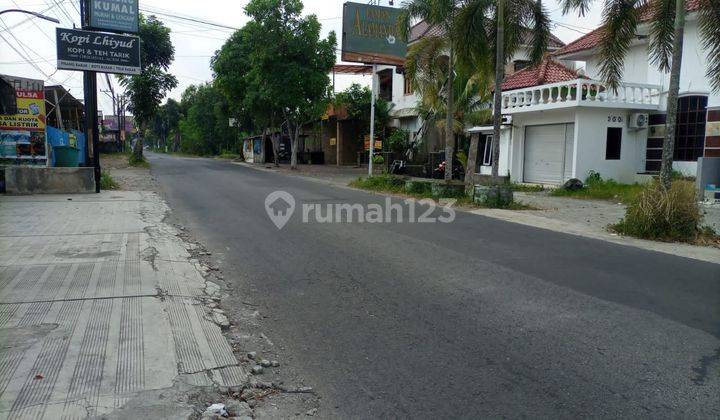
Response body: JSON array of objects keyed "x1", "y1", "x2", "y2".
[
  {"x1": 88, "y1": 0, "x2": 139, "y2": 34},
  {"x1": 342, "y1": 2, "x2": 407, "y2": 66},
  {"x1": 56, "y1": 27, "x2": 141, "y2": 75},
  {"x1": 0, "y1": 89, "x2": 47, "y2": 161}
]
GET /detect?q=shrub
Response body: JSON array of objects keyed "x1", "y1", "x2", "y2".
[
  {"x1": 100, "y1": 172, "x2": 119, "y2": 190},
  {"x1": 613, "y1": 180, "x2": 701, "y2": 242},
  {"x1": 372, "y1": 154, "x2": 385, "y2": 164}
]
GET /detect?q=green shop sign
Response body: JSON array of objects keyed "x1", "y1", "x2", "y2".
[
  {"x1": 87, "y1": 0, "x2": 139, "y2": 34},
  {"x1": 342, "y1": 2, "x2": 406, "y2": 66}
]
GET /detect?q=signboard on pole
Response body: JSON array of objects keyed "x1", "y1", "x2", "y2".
[
  {"x1": 56, "y1": 28, "x2": 141, "y2": 75},
  {"x1": 87, "y1": 0, "x2": 139, "y2": 34},
  {"x1": 341, "y1": 2, "x2": 407, "y2": 66}
]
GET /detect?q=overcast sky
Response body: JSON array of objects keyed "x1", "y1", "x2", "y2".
[{"x1": 0, "y1": 0, "x2": 604, "y2": 115}]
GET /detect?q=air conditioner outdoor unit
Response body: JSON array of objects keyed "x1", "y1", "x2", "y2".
[
  {"x1": 628, "y1": 113, "x2": 649, "y2": 129},
  {"x1": 501, "y1": 115, "x2": 513, "y2": 125}
]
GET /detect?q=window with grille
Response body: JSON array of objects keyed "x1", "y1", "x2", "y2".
[
  {"x1": 673, "y1": 95, "x2": 707, "y2": 161},
  {"x1": 403, "y1": 76, "x2": 413, "y2": 95}
]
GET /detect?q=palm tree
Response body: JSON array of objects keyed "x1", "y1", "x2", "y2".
[
  {"x1": 454, "y1": 0, "x2": 551, "y2": 181},
  {"x1": 399, "y1": 0, "x2": 459, "y2": 182},
  {"x1": 561, "y1": 0, "x2": 719, "y2": 187},
  {"x1": 404, "y1": 35, "x2": 491, "y2": 187}
]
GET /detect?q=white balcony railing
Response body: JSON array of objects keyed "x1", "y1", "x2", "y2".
[{"x1": 501, "y1": 79, "x2": 661, "y2": 113}]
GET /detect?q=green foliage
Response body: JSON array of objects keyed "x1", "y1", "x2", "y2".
[
  {"x1": 387, "y1": 128, "x2": 410, "y2": 157},
  {"x1": 119, "y1": 15, "x2": 177, "y2": 136},
  {"x1": 100, "y1": 172, "x2": 119, "y2": 190},
  {"x1": 510, "y1": 183, "x2": 544, "y2": 192},
  {"x1": 178, "y1": 83, "x2": 237, "y2": 156},
  {"x1": 613, "y1": 180, "x2": 702, "y2": 242},
  {"x1": 551, "y1": 171, "x2": 643, "y2": 204},
  {"x1": 351, "y1": 175, "x2": 419, "y2": 195},
  {"x1": 372, "y1": 154, "x2": 385, "y2": 164},
  {"x1": 334, "y1": 83, "x2": 391, "y2": 137},
  {"x1": 128, "y1": 153, "x2": 149, "y2": 167}
]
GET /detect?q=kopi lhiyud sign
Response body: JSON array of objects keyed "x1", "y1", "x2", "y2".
[
  {"x1": 56, "y1": 27, "x2": 141, "y2": 75},
  {"x1": 342, "y1": 2, "x2": 407, "y2": 66}
]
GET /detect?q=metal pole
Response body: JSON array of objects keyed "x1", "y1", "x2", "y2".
[
  {"x1": 80, "y1": 0, "x2": 100, "y2": 193},
  {"x1": 368, "y1": 63, "x2": 377, "y2": 176}
]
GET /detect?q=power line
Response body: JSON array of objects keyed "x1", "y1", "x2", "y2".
[{"x1": 139, "y1": 8, "x2": 239, "y2": 31}]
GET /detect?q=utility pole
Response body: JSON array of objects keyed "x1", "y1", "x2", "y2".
[
  {"x1": 80, "y1": 0, "x2": 101, "y2": 193},
  {"x1": 368, "y1": 63, "x2": 377, "y2": 176}
]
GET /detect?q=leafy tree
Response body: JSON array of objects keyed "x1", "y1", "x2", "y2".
[
  {"x1": 151, "y1": 98, "x2": 181, "y2": 151},
  {"x1": 119, "y1": 15, "x2": 177, "y2": 162},
  {"x1": 454, "y1": 0, "x2": 551, "y2": 180},
  {"x1": 404, "y1": 34, "x2": 491, "y2": 187},
  {"x1": 399, "y1": 0, "x2": 460, "y2": 182},
  {"x1": 561, "y1": 0, "x2": 720, "y2": 187},
  {"x1": 176, "y1": 83, "x2": 236, "y2": 155},
  {"x1": 334, "y1": 83, "x2": 391, "y2": 149},
  {"x1": 242, "y1": 0, "x2": 336, "y2": 169}
]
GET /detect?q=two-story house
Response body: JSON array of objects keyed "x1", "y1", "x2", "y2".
[
  {"x1": 375, "y1": 20, "x2": 566, "y2": 162},
  {"x1": 492, "y1": 0, "x2": 716, "y2": 185}
]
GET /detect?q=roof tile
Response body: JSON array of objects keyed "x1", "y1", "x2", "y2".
[{"x1": 501, "y1": 59, "x2": 582, "y2": 90}]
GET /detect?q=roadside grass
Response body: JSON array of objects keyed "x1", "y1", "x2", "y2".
[
  {"x1": 216, "y1": 152, "x2": 242, "y2": 160},
  {"x1": 100, "y1": 172, "x2": 119, "y2": 190},
  {"x1": 550, "y1": 175, "x2": 643, "y2": 204},
  {"x1": 510, "y1": 183, "x2": 545, "y2": 192},
  {"x1": 610, "y1": 179, "x2": 720, "y2": 247},
  {"x1": 128, "y1": 153, "x2": 150, "y2": 168},
  {"x1": 349, "y1": 175, "x2": 536, "y2": 210}
]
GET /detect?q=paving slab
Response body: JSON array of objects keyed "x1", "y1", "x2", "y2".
[{"x1": 0, "y1": 191, "x2": 245, "y2": 419}]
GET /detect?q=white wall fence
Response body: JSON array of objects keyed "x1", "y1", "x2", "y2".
[{"x1": 502, "y1": 79, "x2": 662, "y2": 113}]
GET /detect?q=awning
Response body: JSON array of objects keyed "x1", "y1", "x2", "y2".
[{"x1": 390, "y1": 108, "x2": 419, "y2": 118}]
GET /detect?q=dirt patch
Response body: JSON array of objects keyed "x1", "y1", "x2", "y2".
[{"x1": 101, "y1": 152, "x2": 160, "y2": 192}]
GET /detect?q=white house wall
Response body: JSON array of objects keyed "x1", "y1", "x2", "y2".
[
  {"x1": 583, "y1": 17, "x2": 719, "y2": 109},
  {"x1": 573, "y1": 108, "x2": 644, "y2": 184},
  {"x1": 476, "y1": 129, "x2": 511, "y2": 177}
]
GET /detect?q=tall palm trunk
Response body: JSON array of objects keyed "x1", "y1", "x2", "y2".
[
  {"x1": 290, "y1": 119, "x2": 299, "y2": 169},
  {"x1": 491, "y1": 0, "x2": 504, "y2": 181},
  {"x1": 659, "y1": 0, "x2": 686, "y2": 188},
  {"x1": 445, "y1": 46, "x2": 454, "y2": 182},
  {"x1": 133, "y1": 122, "x2": 145, "y2": 161},
  {"x1": 465, "y1": 133, "x2": 479, "y2": 193}
]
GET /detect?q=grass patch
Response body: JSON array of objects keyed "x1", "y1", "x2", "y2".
[
  {"x1": 611, "y1": 179, "x2": 716, "y2": 244},
  {"x1": 100, "y1": 172, "x2": 119, "y2": 190},
  {"x1": 510, "y1": 183, "x2": 545, "y2": 192},
  {"x1": 128, "y1": 153, "x2": 150, "y2": 168},
  {"x1": 551, "y1": 172, "x2": 643, "y2": 204},
  {"x1": 349, "y1": 175, "x2": 536, "y2": 210},
  {"x1": 216, "y1": 152, "x2": 241, "y2": 160}
]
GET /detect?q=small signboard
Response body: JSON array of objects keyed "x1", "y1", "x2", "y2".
[
  {"x1": 87, "y1": 0, "x2": 139, "y2": 34},
  {"x1": 342, "y1": 2, "x2": 406, "y2": 66},
  {"x1": 56, "y1": 28, "x2": 141, "y2": 75}
]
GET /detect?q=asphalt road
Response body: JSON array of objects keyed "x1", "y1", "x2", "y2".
[{"x1": 149, "y1": 153, "x2": 720, "y2": 418}]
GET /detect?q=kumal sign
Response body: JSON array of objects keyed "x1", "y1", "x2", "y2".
[
  {"x1": 342, "y1": 2, "x2": 407, "y2": 66},
  {"x1": 56, "y1": 28, "x2": 141, "y2": 75},
  {"x1": 87, "y1": 0, "x2": 139, "y2": 34}
]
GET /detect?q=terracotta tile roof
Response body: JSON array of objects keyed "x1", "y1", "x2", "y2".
[
  {"x1": 408, "y1": 20, "x2": 565, "y2": 48},
  {"x1": 555, "y1": 0, "x2": 702, "y2": 57},
  {"x1": 501, "y1": 59, "x2": 582, "y2": 90}
]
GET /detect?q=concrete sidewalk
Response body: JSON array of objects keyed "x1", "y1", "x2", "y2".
[{"x1": 0, "y1": 191, "x2": 245, "y2": 419}]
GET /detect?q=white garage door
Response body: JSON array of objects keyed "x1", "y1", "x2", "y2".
[{"x1": 523, "y1": 124, "x2": 574, "y2": 184}]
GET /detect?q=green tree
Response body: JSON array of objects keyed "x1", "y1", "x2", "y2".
[
  {"x1": 404, "y1": 35, "x2": 491, "y2": 188},
  {"x1": 119, "y1": 15, "x2": 177, "y2": 162},
  {"x1": 561, "y1": 0, "x2": 719, "y2": 187},
  {"x1": 243, "y1": 0, "x2": 336, "y2": 169},
  {"x1": 454, "y1": 0, "x2": 551, "y2": 180},
  {"x1": 334, "y1": 83, "x2": 391, "y2": 149},
  {"x1": 150, "y1": 98, "x2": 181, "y2": 151},
  {"x1": 177, "y1": 83, "x2": 235, "y2": 155},
  {"x1": 399, "y1": 0, "x2": 459, "y2": 182}
]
